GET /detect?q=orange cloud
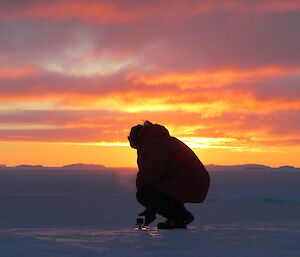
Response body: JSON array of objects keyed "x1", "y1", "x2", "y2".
[
  {"x1": 0, "y1": 1, "x2": 133, "y2": 24},
  {"x1": 1, "y1": 65, "x2": 300, "y2": 117},
  {"x1": 1, "y1": 108, "x2": 299, "y2": 147},
  {"x1": 133, "y1": 66, "x2": 300, "y2": 89},
  {"x1": 0, "y1": 104, "x2": 299, "y2": 168},
  {"x1": 1, "y1": 0, "x2": 300, "y2": 24},
  {"x1": 0, "y1": 66, "x2": 39, "y2": 79},
  {"x1": 255, "y1": 0, "x2": 300, "y2": 14}
]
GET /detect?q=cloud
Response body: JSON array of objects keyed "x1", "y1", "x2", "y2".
[
  {"x1": 1, "y1": 2, "x2": 300, "y2": 81},
  {"x1": 0, "y1": 0, "x2": 300, "y2": 157},
  {"x1": 133, "y1": 66, "x2": 300, "y2": 89},
  {"x1": 1, "y1": 65, "x2": 299, "y2": 115},
  {"x1": 0, "y1": 0, "x2": 133, "y2": 24},
  {"x1": 254, "y1": 0, "x2": 300, "y2": 14},
  {"x1": 1, "y1": 1, "x2": 300, "y2": 24},
  {"x1": 0, "y1": 65, "x2": 39, "y2": 79},
  {"x1": 1, "y1": 14, "x2": 300, "y2": 78},
  {"x1": 0, "y1": 108, "x2": 299, "y2": 150},
  {"x1": 0, "y1": 127, "x2": 118, "y2": 142}
]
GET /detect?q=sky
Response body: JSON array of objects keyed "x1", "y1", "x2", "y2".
[{"x1": 1, "y1": 0, "x2": 300, "y2": 167}]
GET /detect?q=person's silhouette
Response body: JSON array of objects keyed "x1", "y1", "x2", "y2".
[{"x1": 128, "y1": 121, "x2": 210, "y2": 229}]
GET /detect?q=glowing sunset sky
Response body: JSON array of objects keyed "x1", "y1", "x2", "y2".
[{"x1": 1, "y1": 0, "x2": 300, "y2": 167}]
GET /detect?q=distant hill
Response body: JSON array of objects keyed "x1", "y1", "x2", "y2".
[
  {"x1": 0, "y1": 163, "x2": 298, "y2": 172},
  {"x1": 206, "y1": 164, "x2": 270, "y2": 171},
  {"x1": 206, "y1": 164, "x2": 298, "y2": 172},
  {"x1": 16, "y1": 165, "x2": 44, "y2": 169},
  {"x1": 279, "y1": 165, "x2": 295, "y2": 169},
  {"x1": 240, "y1": 164, "x2": 271, "y2": 170},
  {"x1": 61, "y1": 163, "x2": 106, "y2": 169}
]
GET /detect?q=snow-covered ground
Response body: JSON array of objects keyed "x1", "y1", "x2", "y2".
[{"x1": 0, "y1": 166, "x2": 299, "y2": 257}]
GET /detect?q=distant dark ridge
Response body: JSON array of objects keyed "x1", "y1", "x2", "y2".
[
  {"x1": 16, "y1": 165, "x2": 44, "y2": 169},
  {"x1": 207, "y1": 164, "x2": 271, "y2": 170},
  {"x1": 279, "y1": 165, "x2": 295, "y2": 169},
  {"x1": 61, "y1": 163, "x2": 106, "y2": 169},
  {"x1": 0, "y1": 164, "x2": 298, "y2": 171},
  {"x1": 238, "y1": 164, "x2": 271, "y2": 170},
  {"x1": 206, "y1": 164, "x2": 298, "y2": 172},
  {"x1": 0, "y1": 163, "x2": 107, "y2": 170}
]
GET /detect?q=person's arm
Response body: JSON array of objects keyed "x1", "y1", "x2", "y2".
[{"x1": 136, "y1": 140, "x2": 169, "y2": 189}]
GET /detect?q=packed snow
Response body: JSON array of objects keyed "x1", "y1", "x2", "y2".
[{"x1": 0, "y1": 166, "x2": 299, "y2": 257}]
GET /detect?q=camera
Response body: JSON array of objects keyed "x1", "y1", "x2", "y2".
[{"x1": 136, "y1": 216, "x2": 145, "y2": 229}]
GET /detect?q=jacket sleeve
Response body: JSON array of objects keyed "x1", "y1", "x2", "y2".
[{"x1": 136, "y1": 140, "x2": 169, "y2": 189}]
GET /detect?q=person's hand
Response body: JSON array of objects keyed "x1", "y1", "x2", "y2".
[{"x1": 138, "y1": 209, "x2": 156, "y2": 226}]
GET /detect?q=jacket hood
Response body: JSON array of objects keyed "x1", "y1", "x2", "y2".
[{"x1": 140, "y1": 124, "x2": 170, "y2": 145}]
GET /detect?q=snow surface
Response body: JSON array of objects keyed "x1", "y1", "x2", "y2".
[{"x1": 0, "y1": 167, "x2": 299, "y2": 257}]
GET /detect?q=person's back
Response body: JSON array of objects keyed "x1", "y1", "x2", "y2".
[{"x1": 155, "y1": 136, "x2": 210, "y2": 203}]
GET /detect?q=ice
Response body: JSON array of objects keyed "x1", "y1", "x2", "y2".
[
  {"x1": 0, "y1": 167, "x2": 299, "y2": 256},
  {"x1": 1, "y1": 224, "x2": 299, "y2": 257}
]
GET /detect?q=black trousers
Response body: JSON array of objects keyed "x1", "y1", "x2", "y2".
[{"x1": 136, "y1": 186, "x2": 188, "y2": 220}]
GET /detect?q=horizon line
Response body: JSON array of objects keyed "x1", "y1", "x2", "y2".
[{"x1": 0, "y1": 163, "x2": 298, "y2": 169}]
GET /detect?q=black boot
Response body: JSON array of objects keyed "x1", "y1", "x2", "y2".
[{"x1": 157, "y1": 211, "x2": 194, "y2": 229}]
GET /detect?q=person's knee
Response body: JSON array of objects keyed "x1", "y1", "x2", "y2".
[{"x1": 136, "y1": 189, "x2": 144, "y2": 205}]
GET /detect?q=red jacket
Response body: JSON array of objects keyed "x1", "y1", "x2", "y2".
[{"x1": 136, "y1": 124, "x2": 210, "y2": 203}]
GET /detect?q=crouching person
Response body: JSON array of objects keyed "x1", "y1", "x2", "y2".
[{"x1": 128, "y1": 121, "x2": 210, "y2": 229}]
